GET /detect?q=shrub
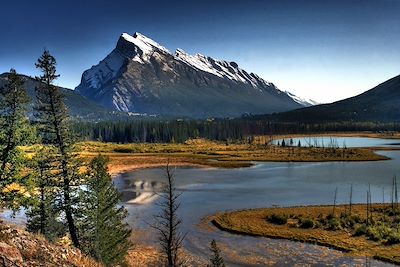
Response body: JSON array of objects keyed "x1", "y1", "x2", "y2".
[
  {"x1": 113, "y1": 147, "x2": 135, "y2": 153},
  {"x1": 354, "y1": 224, "x2": 367, "y2": 236},
  {"x1": 386, "y1": 230, "x2": 400, "y2": 245},
  {"x1": 340, "y1": 215, "x2": 356, "y2": 228},
  {"x1": 326, "y1": 213, "x2": 335, "y2": 220},
  {"x1": 299, "y1": 218, "x2": 314, "y2": 229},
  {"x1": 327, "y1": 218, "x2": 342, "y2": 231},
  {"x1": 267, "y1": 214, "x2": 287, "y2": 225},
  {"x1": 366, "y1": 224, "x2": 392, "y2": 241}
]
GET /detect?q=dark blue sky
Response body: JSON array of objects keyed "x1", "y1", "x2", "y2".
[{"x1": 1, "y1": 0, "x2": 399, "y2": 102}]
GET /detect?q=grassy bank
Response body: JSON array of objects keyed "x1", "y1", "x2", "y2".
[
  {"x1": 212, "y1": 204, "x2": 400, "y2": 265},
  {"x1": 74, "y1": 139, "x2": 390, "y2": 174}
]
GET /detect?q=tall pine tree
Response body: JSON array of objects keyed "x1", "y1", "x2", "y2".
[
  {"x1": 26, "y1": 146, "x2": 66, "y2": 241},
  {"x1": 79, "y1": 155, "x2": 131, "y2": 266},
  {"x1": 34, "y1": 50, "x2": 81, "y2": 247},
  {"x1": 0, "y1": 69, "x2": 30, "y2": 209}
]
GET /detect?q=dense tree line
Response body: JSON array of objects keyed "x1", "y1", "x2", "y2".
[{"x1": 73, "y1": 118, "x2": 400, "y2": 144}]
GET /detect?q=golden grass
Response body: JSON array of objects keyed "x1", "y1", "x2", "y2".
[
  {"x1": 212, "y1": 204, "x2": 400, "y2": 265},
  {"x1": 74, "y1": 139, "x2": 389, "y2": 175}
]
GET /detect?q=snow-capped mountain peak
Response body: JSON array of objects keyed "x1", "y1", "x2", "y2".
[
  {"x1": 80, "y1": 32, "x2": 172, "y2": 90},
  {"x1": 121, "y1": 32, "x2": 170, "y2": 56},
  {"x1": 76, "y1": 32, "x2": 313, "y2": 117}
]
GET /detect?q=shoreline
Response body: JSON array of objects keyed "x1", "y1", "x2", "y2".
[
  {"x1": 109, "y1": 162, "x2": 207, "y2": 176},
  {"x1": 211, "y1": 204, "x2": 400, "y2": 265},
  {"x1": 269, "y1": 131, "x2": 400, "y2": 141},
  {"x1": 106, "y1": 150, "x2": 390, "y2": 176},
  {"x1": 85, "y1": 135, "x2": 398, "y2": 176}
]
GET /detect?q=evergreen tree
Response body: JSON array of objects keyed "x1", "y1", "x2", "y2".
[
  {"x1": 281, "y1": 139, "x2": 286, "y2": 147},
  {"x1": 0, "y1": 69, "x2": 30, "y2": 208},
  {"x1": 208, "y1": 239, "x2": 225, "y2": 267},
  {"x1": 34, "y1": 50, "x2": 81, "y2": 247},
  {"x1": 79, "y1": 155, "x2": 131, "y2": 266},
  {"x1": 26, "y1": 146, "x2": 66, "y2": 241}
]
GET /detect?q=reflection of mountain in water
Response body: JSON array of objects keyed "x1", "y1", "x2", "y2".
[{"x1": 119, "y1": 180, "x2": 164, "y2": 204}]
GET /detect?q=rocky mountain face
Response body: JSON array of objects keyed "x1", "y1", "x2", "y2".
[
  {"x1": 76, "y1": 32, "x2": 310, "y2": 118},
  {"x1": 0, "y1": 73, "x2": 121, "y2": 120},
  {"x1": 271, "y1": 74, "x2": 400, "y2": 122}
]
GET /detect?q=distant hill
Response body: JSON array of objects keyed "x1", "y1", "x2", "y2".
[
  {"x1": 75, "y1": 32, "x2": 312, "y2": 118},
  {"x1": 0, "y1": 73, "x2": 124, "y2": 120},
  {"x1": 268, "y1": 74, "x2": 400, "y2": 122}
]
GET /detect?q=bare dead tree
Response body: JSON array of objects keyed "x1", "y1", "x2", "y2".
[
  {"x1": 366, "y1": 184, "x2": 373, "y2": 225},
  {"x1": 382, "y1": 186, "x2": 385, "y2": 204},
  {"x1": 153, "y1": 163, "x2": 186, "y2": 267},
  {"x1": 395, "y1": 175, "x2": 398, "y2": 209},
  {"x1": 349, "y1": 184, "x2": 353, "y2": 216},
  {"x1": 392, "y1": 175, "x2": 396, "y2": 210},
  {"x1": 332, "y1": 187, "x2": 338, "y2": 217},
  {"x1": 366, "y1": 190, "x2": 370, "y2": 225},
  {"x1": 369, "y1": 184, "x2": 372, "y2": 223}
]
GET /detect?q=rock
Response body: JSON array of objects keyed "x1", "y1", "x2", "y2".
[{"x1": 0, "y1": 241, "x2": 23, "y2": 265}]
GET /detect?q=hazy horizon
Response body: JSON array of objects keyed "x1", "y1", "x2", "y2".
[{"x1": 1, "y1": 0, "x2": 399, "y2": 103}]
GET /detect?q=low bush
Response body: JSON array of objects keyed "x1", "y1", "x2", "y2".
[
  {"x1": 366, "y1": 224, "x2": 392, "y2": 241},
  {"x1": 267, "y1": 214, "x2": 287, "y2": 225},
  {"x1": 327, "y1": 217, "x2": 342, "y2": 231},
  {"x1": 386, "y1": 230, "x2": 400, "y2": 245},
  {"x1": 340, "y1": 214, "x2": 356, "y2": 228},
  {"x1": 113, "y1": 147, "x2": 135, "y2": 153},
  {"x1": 354, "y1": 224, "x2": 367, "y2": 236},
  {"x1": 299, "y1": 218, "x2": 314, "y2": 229}
]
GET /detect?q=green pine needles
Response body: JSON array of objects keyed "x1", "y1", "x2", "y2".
[
  {"x1": 208, "y1": 239, "x2": 225, "y2": 267},
  {"x1": 0, "y1": 69, "x2": 31, "y2": 209},
  {"x1": 79, "y1": 155, "x2": 131, "y2": 266}
]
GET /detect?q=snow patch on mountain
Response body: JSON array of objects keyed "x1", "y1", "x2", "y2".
[
  {"x1": 285, "y1": 91, "x2": 318, "y2": 107},
  {"x1": 81, "y1": 50, "x2": 125, "y2": 89},
  {"x1": 81, "y1": 32, "x2": 172, "y2": 90},
  {"x1": 174, "y1": 48, "x2": 276, "y2": 90},
  {"x1": 121, "y1": 32, "x2": 170, "y2": 60}
]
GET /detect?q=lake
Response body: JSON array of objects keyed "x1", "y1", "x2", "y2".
[
  {"x1": 2, "y1": 137, "x2": 399, "y2": 266},
  {"x1": 272, "y1": 136, "x2": 400, "y2": 148},
  {"x1": 115, "y1": 137, "x2": 400, "y2": 266}
]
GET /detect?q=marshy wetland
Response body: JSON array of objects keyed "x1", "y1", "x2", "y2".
[
  {"x1": 111, "y1": 136, "x2": 400, "y2": 266},
  {"x1": 3, "y1": 135, "x2": 400, "y2": 266}
]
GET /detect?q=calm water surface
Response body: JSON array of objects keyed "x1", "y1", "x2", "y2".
[
  {"x1": 116, "y1": 137, "x2": 400, "y2": 266},
  {"x1": 272, "y1": 136, "x2": 400, "y2": 148},
  {"x1": 2, "y1": 137, "x2": 399, "y2": 266}
]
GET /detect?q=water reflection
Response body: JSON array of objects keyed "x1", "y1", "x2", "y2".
[
  {"x1": 119, "y1": 180, "x2": 163, "y2": 204},
  {"x1": 116, "y1": 149, "x2": 400, "y2": 266}
]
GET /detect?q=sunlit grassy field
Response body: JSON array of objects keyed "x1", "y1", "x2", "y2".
[{"x1": 73, "y1": 139, "x2": 389, "y2": 174}]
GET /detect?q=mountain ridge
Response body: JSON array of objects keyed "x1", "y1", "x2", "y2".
[
  {"x1": 0, "y1": 73, "x2": 125, "y2": 120},
  {"x1": 76, "y1": 32, "x2": 313, "y2": 118},
  {"x1": 267, "y1": 74, "x2": 400, "y2": 122}
]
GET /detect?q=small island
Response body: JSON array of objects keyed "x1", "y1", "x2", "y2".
[{"x1": 212, "y1": 204, "x2": 400, "y2": 265}]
